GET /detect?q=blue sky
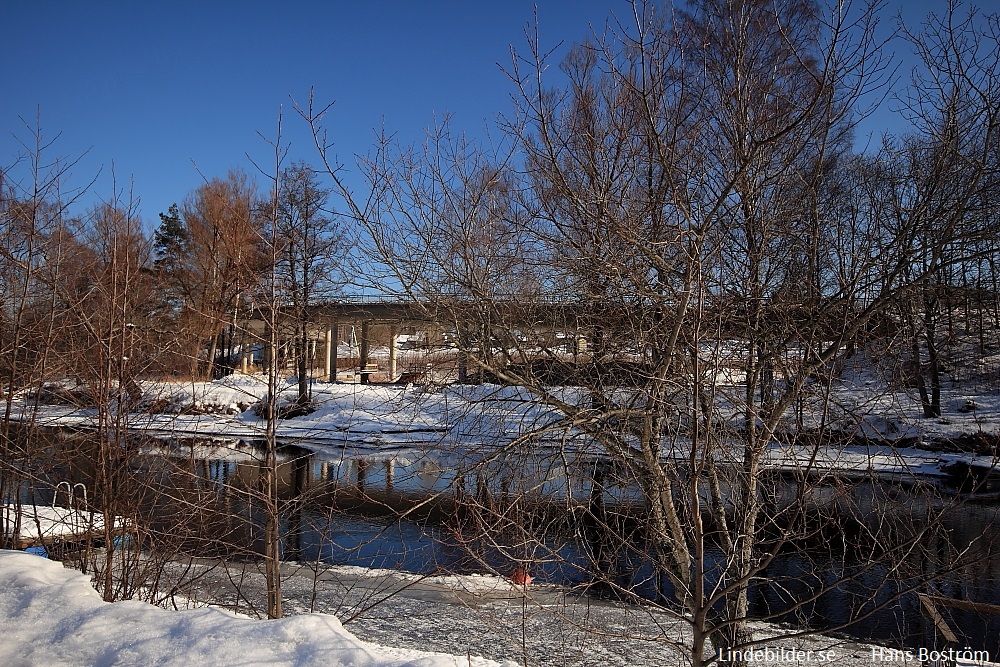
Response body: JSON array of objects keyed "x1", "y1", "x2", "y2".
[{"x1": 2, "y1": 0, "x2": 951, "y2": 226}]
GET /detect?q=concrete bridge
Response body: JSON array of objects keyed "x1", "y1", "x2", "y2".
[{"x1": 248, "y1": 295, "x2": 592, "y2": 384}]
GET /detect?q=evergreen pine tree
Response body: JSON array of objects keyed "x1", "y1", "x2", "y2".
[{"x1": 153, "y1": 203, "x2": 187, "y2": 274}]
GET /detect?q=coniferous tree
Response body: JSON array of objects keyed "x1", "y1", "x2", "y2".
[{"x1": 153, "y1": 203, "x2": 187, "y2": 275}]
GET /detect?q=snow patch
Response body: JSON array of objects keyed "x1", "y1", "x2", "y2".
[{"x1": 0, "y1": 550, "x2": 517, "y2": 667}]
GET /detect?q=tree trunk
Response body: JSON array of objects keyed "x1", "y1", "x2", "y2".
[{"x1": 923, "y1": 287, "x2": 942, "y2": 417}]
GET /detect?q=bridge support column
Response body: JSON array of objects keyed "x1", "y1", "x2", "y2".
[
  {"x1": 325, "y1": 317, "x2": 338, "y2": 382},
  {"x1": 360, "y1": 320, "x2": 371, "y2": 384},
  {"x1": 388, "y1": 326, "x2": 399, "y2": 382},
  {"x1": 262, "y1": 321, "x2": 272, "y2": 371}
]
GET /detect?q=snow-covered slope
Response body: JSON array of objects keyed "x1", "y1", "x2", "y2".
[{"x1": 0, "y1": 550, "x2": 516, "y2": 667}]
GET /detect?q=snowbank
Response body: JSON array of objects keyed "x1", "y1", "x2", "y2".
[{"x1": 0, "y1": 550, "x2": 516, "y2": 667}]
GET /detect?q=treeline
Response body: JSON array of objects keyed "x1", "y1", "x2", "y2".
[{"x1": 0, "y1": 160, "x2": 343, "y2": 402}]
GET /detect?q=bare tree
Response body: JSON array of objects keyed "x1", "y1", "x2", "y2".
[
  {"x1": 177, "y1": 170, "x2": 265, "y2": 379},
  {"x1": 243, "y1": 112, "x2": 293, "y2": 620},
  {"x1": 48, "y1": 192, "x2": 152, "y2": 599},
  {"x1": 271, "y1": 161, "x2": 343, "y2": 404},
  {"x1": 0, "y1": 118, "x2": 91, "y2": 549},
  {"x1": 882, "y1": 3, "x2": 1000, "y2": 417}
]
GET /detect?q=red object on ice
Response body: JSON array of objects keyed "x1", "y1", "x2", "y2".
[{"x1": 511, "y1": 567, "x2": 532, "y2": 586}]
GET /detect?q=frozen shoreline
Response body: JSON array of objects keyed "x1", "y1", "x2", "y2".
[{"x1": 0, "y1": 550, "x2": 516, "y2": 667}]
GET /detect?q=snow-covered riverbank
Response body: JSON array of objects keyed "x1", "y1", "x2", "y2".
[
  {"x1": 14, "y1": 373, "x2": 1000, "y2": 484},
  {"x1": 2, "y1": 549, "x2": 899, "y2": 667},
  {"x1": 0, "y1": 550, "x2": 517, "y2": 667}
]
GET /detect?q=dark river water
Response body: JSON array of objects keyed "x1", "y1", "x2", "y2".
[{"x1": 12, "y1": 430, "x2": 1000, "y2": 657}]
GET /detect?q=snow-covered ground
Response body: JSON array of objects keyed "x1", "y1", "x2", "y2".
[
  {"x1": 0, "y1": 549, "x2": 516, "y2": 667},
  {"x1": 184, "y1": 559, "x2": 890, "y2": 667},
  {"x1": 16, "y1": 549, "x2": 991, "y2": 667},
  {"x1": 1, "y1": 549, "x2": 904, "y2": 667},
  {"x1": 822, "y1": 349, "x2": 1000, "y2": 444}
]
